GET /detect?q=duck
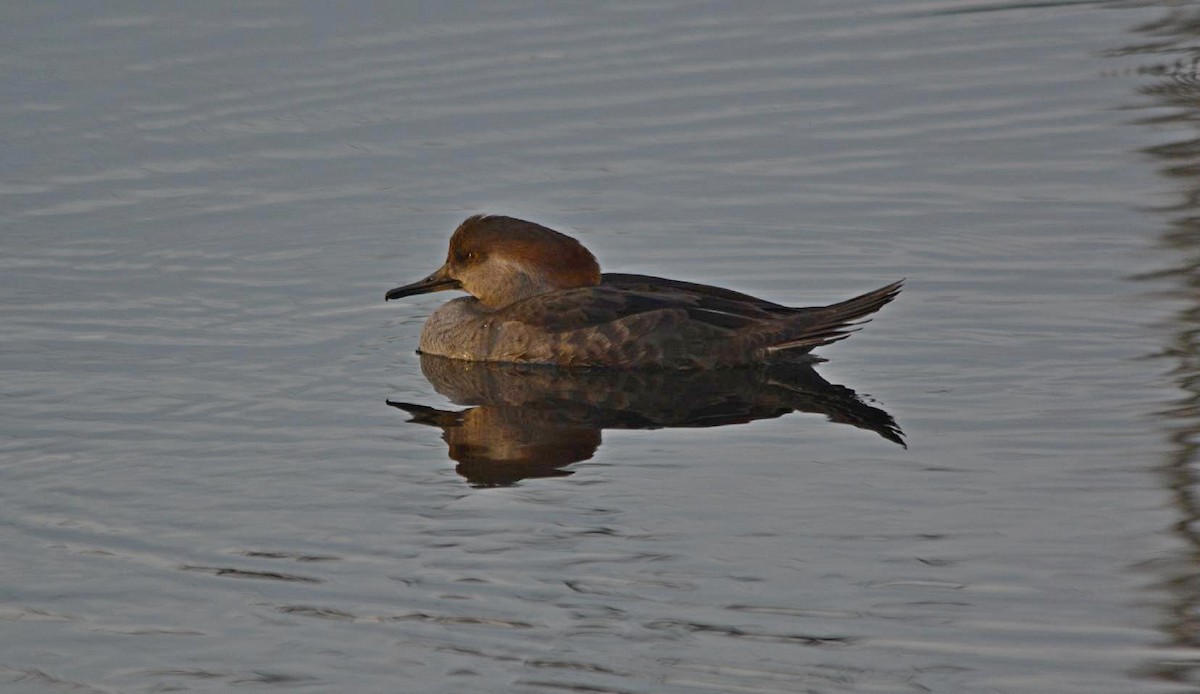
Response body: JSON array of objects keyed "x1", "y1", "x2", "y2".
[{"x1": 385, "y1": 215, "x2": 901, "y2": 369}]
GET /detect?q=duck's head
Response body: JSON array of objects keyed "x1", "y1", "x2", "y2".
[{"x1": 385, "y1": 215, "x2": 601, "y2": 309}]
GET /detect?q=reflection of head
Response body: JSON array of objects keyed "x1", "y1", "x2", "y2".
[
  {"x1": 446, "y1": 407, "x2": 601, "y2": 482},
  {"x1": 389, "y1": 402, "x2": 600, "y2": 487}
]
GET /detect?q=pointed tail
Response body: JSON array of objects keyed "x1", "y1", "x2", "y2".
[{"x1": 765, "y1": 279, "x2": 903, "y2": 354}]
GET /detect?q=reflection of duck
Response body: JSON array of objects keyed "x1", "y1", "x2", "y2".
[
  {"x1": 389, "y1": 354, "x2": 904, "y2": 487},
  {"x1": 386, "y1": 215, "x2": 901, "y2": 368}
]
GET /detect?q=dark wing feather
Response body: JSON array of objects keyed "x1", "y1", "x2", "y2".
[
  {"x1": 602, "y1": 273, "x2": 792, "y2": 312},
  {"x1": 492, "y1": 287, "x2": 670, "y2": 333},
  {"x1": 497, "y1": 283, "x2": 769, "y2": 334}
]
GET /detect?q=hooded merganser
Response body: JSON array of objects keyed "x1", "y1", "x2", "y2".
[{"x1": 386, "y1": 215, "x2": 901, "y2": 369}]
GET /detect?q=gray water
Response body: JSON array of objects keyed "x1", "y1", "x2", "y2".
[{"x1": 3, "y1": 1, "x2": 1199, "y2": 692}]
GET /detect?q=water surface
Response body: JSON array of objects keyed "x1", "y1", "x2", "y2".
[{"x1": 2, "y1": 1, "x2": 1197, "y2": 692}]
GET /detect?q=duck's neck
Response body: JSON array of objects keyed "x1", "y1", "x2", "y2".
[{"x1": 472, "y1": 258, "x2": 577, "y2": 309}]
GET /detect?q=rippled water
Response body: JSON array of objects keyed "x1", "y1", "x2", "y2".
[{"x1": 4, "y1": 1, "x2": 1200, "y2": 692}]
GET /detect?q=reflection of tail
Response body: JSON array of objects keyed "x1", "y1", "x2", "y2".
[
  {"x1": 767, "y1": 280, "x2": 904, "y2": 354},
  {"x1": 764, "y1": 362, "x2": 906, "y2": 447}
]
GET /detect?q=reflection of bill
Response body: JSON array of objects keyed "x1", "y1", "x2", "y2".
[{"x1": 389, "y1": 354, "x2": 904, "y2": 487}]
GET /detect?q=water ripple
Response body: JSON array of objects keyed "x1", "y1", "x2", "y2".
[{"x1": 0, "y1": 2, "x2": 1183, "y2": 693}]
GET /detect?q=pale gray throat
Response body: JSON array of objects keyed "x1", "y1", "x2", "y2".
[{"x1": 471, "y1": 257, "x2": 562, "y2": 307}]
